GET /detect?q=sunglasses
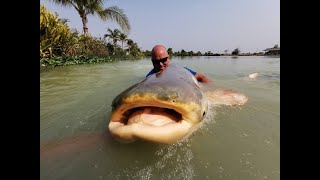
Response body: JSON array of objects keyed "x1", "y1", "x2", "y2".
[{"x1": 152, "y1": 56, "x2": 169, "y2": 64}]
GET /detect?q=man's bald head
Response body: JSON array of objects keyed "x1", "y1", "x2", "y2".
[
  {"x1": 151, "y1": 45, "x2": 168, "y2": 58},
  {"x1": 150, "y1": 45, "x2": 170, "y2": 72}
]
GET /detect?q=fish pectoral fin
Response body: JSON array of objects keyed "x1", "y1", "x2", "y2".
[{"x1": 205, "y1": 89, "x2": 248, "y2": 106}]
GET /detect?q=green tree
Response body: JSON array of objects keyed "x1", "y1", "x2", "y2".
[
  {"x1": 104, "y1": 28, "x2": 120, "y2": 46},
  {"x1": 144, "y1": 50, "x2": 151, "y2": 56},
  {"x1": 119, "y1": 33, "x2": 127, "y2": 51},
  {"x1": 196, "y1": 51, "x2": 202, "y2": 56},
  {"x1": 126, "y1": 39, "x2": 134, "y2": 54},
  {"x1": 167, "y1": 48, "x2": 173, "y2": 55},
  {"x1": 50, "y1": 0, "x2": 130, "y2": 36},
  {"x1": 231, "y1": 48, "x2": 240, "y2": 55},
  {"x1": 180, "y1": 49, "x2": 187, "y2": 56},
  {"x1": 205, "y1": 51, "x2": 212, "y2": 56},
  {"x1": 126, "y1": 39, "x2": 143, "y2": 57},
  {"x1": 40, "y1": 4, "x2": 75, "y2": 58},
  {"x1": 104, "y1": 28, "x2": 120, "y2": 54}
]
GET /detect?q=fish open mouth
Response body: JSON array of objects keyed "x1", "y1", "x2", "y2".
[
  {"x1": 109, "y1": 104, "x2": 196, "y2": 144},
  {"x1": 120, "y1": 106, "x2": 183, "y2": 126}
]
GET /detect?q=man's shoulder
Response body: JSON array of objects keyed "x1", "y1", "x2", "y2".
[
  {"x1": 146, "y1": 69, "x2": 155, "y2": 77},
  {"x1": 184, "y1": 67, "x2": 197, "y2": 75}
]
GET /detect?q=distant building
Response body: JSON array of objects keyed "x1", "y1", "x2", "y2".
[{"x1": 263, "y1": 47, "x2": 280, "y2": 55}]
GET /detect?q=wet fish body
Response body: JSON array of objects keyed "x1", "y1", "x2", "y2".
[{"x1": 108, "y1": 64, "x2": 208, "y2": 144}]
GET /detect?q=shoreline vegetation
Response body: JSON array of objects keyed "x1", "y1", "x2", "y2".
[{"x1": 40, "y1": 2, "x2": 279, "y2": 71}]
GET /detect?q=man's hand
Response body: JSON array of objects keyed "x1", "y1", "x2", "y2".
[{"x1": 195, "y1": 73, "x2": 211, "y2": 83}]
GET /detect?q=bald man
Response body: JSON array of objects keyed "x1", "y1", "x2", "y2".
[{"x1": 146, "y1": 45, "x2": 211, "y2": 83}]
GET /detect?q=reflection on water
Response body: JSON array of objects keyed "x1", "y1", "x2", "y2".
[{"x1": 40, "y1": 56, "x2": 279, "y2": 180}]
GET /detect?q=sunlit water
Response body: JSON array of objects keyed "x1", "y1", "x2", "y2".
[{"x1": 40, "y1": 56, "x2": 280, "y2": 180}]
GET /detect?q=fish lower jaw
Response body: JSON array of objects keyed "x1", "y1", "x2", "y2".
[{"x1": 108, "y1": 119, "x2": 194, "y2": 144}]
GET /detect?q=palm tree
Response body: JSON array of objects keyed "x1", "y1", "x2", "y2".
[
  {"x1": 104, "y1": 28, "x2": 120, "y2": 55},
  {"x1": 50, "y1": 0, "x2": 130, "y2": 36},
  {"x1": 104, "y1": 28, "x2": 120, "y2": 46},
  {"x1": 126, "y1": 39, "x2": 142, "y2": 56},
  {"x1": 119, "y1": 33, "x2": 127, "y2": 51},
  {"x1": 126, "y1": 39, "x2": 134, "y2": 54}
]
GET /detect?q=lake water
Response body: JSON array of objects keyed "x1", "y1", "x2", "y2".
[{"x1": 40, "y1": 56, "x2": 280, "y2": 180}]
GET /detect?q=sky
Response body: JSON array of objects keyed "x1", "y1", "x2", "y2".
[{"x1": 40, "y1": 0, "x2": 280, "y2": 53}]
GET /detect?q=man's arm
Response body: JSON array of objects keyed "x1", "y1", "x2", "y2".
[
  {"x1": 184, "y1": 67, "x2": 211, "y2": 83},
  {"x1": 194, "y1": 73, "x2": 211, "y2": 83}
]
